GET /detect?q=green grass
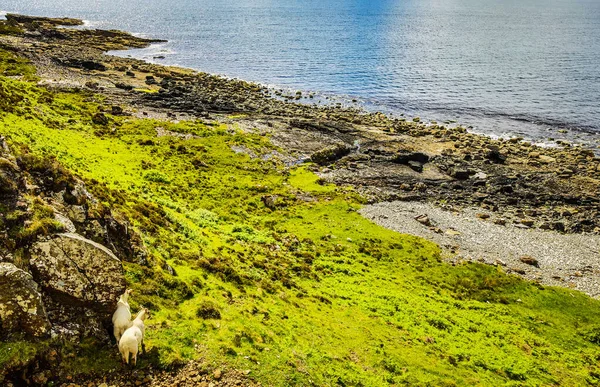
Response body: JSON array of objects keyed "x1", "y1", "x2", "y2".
[{"x1": 1, "y1": 48, "x2": 600, "y2": 386}]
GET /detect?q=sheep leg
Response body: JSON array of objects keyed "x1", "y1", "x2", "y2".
[
  {"x1": 114, "y1": 327, "x2": 121, "y2": 344},
  {"x1": 132, "y1": 353, "x2": 137, "y2": 366},
  {"x1": 120, "y1": 348, "x2": 129, "y2": 365},
  {"x1": 141, "y1": 337, "x2": 146, "y2": 354}
]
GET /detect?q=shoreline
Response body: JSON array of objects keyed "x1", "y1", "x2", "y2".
[
  {"x1": 1, "y1": 13, "x2": 598, "y2": 232},
  {"x1": 4, "y1": 11, "x2": 600, "y2": 151},
  {"x1": 115, "y1": 42, "x2": 600, "y2": 154}
]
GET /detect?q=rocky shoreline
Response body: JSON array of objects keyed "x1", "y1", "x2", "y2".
[
  {"x1": 1, "y1": 13, "x2": 600, "y2": 386},
  {"x1": 2, "y1": 12, "x2": 599, "y2": 260}
]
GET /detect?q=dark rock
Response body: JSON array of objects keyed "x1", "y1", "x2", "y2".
[
  {"x1": 485, "y1": 149, "x2": 507, "y2": 164},
  {"x1": 394, "y1": 151, "x2": 429, "y2": 165},
  {"x1": 5, "y1": 13, "x2": 83, "y2": 26},
  {"x1": 111, "y1": 105, "x2": 124, "y2": 115},
  {"x1": 92, "y1": 112, "x2": 109, "y2": 125},
  {"x1": 114, "y1": 82, "x2": 134, "y2": 91},
  {"x1": 55, "y1": 58, "x2": 107, "y2": 71},
  {"x1": 450, "y1": 169, "x2": 470, "y2": 180},
  {"x1": 520, "y1": 255, "x2": 539, "y2": 268},
  {"x1": 408, "y1": 161, "x2": 424, "y2": 173}
]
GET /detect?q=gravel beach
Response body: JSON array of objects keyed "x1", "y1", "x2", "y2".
[{"x1": 360, "y1": 201, "x2": 600, "y2": 298}]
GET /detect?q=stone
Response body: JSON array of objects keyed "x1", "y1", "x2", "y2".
[
  {"x1": 473, "y1": 172, "x2": 488, "y2": 180},
  {"x1": 92, "y1": 112, "x2": 109, "y2": 125},
  {"x1": 394, "y1": 151, "x2": 429, "y2": 165},
  {"x1": 450, "y1": 169, "x2": 470, "y2": 180},
  {"x1": 485, "y1": 149, "x2": 507, "y2": 164},
  {"x1": 539, "y1": 155, "x2": 556, "y2": 164},
  {"x1": 520, "y1": 255, "x2": 539, "y2": 268},
  {"x1": 310, "y1": 143, "x2": 351, "y2": 165},
  {"x1": 0, "y1": 262, "x2": 51, "y2": 338},
  {"x1": 30, "y1": 233, "x2": 125, "y2": 312},
  {"x1": 213, "y1": 369, "x2": 222, "y2": 380},
  {"x1": 408, "y1": 160, "x2": 423, "y2": 173},
  {"x1": 414, "y1": 214, "x2": 432, "y2": 227},
  {"x1": 520, "y1": 219, "x2": 534, "y2": 227}
]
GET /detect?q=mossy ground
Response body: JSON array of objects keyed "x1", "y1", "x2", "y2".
[{"x1": 1, "y1": 48, "x2": 600, "y2": 386}]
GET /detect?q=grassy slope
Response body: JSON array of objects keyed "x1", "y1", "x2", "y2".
[{"x1": 1, "y1": 49, "x2": 600, "y2": 386}]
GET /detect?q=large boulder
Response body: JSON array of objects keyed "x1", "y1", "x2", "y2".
[
  {"x1": 30, "y1": 233, "x2": 125, "y2": 314},
  {"x1": 0, "y1": 262, "x2": 51, "y2": 338}
]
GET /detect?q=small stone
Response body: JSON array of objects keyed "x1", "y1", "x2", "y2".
[
  {"x1": 414, "y1": 214, "x2": 432, "y2": 227},
  {"x1": 476, "y1": 213, "x2": 490, "y2": 220},
  {"x1": 539, "y1": 155, "x2": 556, "y2": 164},
  {"x1": 213, "y1": 369, "x2": 222, "y2": 380},
  {"x1": 520, "y1": 255, "x2": 539, "y2": 268},
  {"x1": 408, "y1": 160, "x2": 423, "y2": 172},
  {"x1": 520, "y1": 219, "x2": 534, "y2": 227},
  {"x1": 494, "y1": 218, "x2": 506, "y2": 226}
]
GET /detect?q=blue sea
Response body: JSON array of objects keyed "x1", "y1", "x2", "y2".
[{"x1": 2, "y1": 0, "x2": 600, "y2": 146}]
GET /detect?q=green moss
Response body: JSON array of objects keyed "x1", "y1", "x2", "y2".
[
  {"x1": 1, "y1": 52, "x2": 600, "y2": 385},
  {"x1": 0, "y1": 339, "x2": 48, "y2": 381}
]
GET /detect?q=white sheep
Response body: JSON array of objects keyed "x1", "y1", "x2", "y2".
[
  {"x1": 112, "y1": 288, "x2": 133, "y2": 344},
  {"x1": 118, "y1": 307, "x2": 150, "y2": 366}
]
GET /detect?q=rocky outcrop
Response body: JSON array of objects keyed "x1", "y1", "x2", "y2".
[
  {"x1": 30, "y1": 233, "x2": 125, "y2": 312},
  {"x1": 0, "y1": 262, "x2": 51, "y2": 338},
  {"x1": 0, "y1": 138, "x2": 145, "y2": 343}
]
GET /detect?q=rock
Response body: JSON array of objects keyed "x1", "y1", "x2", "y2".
[
  {"x1": 5, "y1": 13, "x2": 83, "y2": 26},
  {"x1": 394, "y1": 151, "x2": 429, "y2": 165},
  {"x1": 485, "y1": 148, "x2": 507, "y2": 164},
  {"x1": 111, "y1": 105, "x2": 124, "y2": 115},
  {"x1": 30, "y1": 233, "x2": 125, "y2": 312},
  {"x1": 476, "y1": 213, "x2": 490, "y2": 220},
  {"x1": 261, "y1": 195, "x2": 280, "y2": 210},
  {"x1": 414, "y1": 214, "x2": 432, "y2": 227},
  {"x1": 520, "y1": 255, "x2": 539, "y2": 268},
  {"x1": 520, "y1": 219, "x2": 534, "y2": 227},
  {"x1": 213, "y1": 369, "x2": 222, "y2": 380},
  {"x1": 114, "y1": 82, "x2": 134, "y2": 91},
  {"x1": 0, "y1": 262, "x2": 51, "y2": 338},
  {"x1": 408, "y1": 161, "x2": 423, "y2": 173},
  {"x1": 449, "y1": 169, "x2": 470, "y2": 180},
  {"x1": 92, "y1": 113, "x2": 109, "y2": 125},
  {"x1": 310, "y1": 143, "x2": 351, "y2": 165}
]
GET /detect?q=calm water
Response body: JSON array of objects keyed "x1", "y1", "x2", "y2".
[{"x1": 2, "y1": 0, "x2": 600, "y2": 145}]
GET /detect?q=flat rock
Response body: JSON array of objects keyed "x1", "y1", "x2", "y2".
[{"x1": 30, "y1": 233, "x2": 125, "y2": 312}]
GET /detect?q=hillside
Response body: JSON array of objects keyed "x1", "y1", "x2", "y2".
[{"x1": 1, "y1": 15, "x2": 600, "y2": 386}]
